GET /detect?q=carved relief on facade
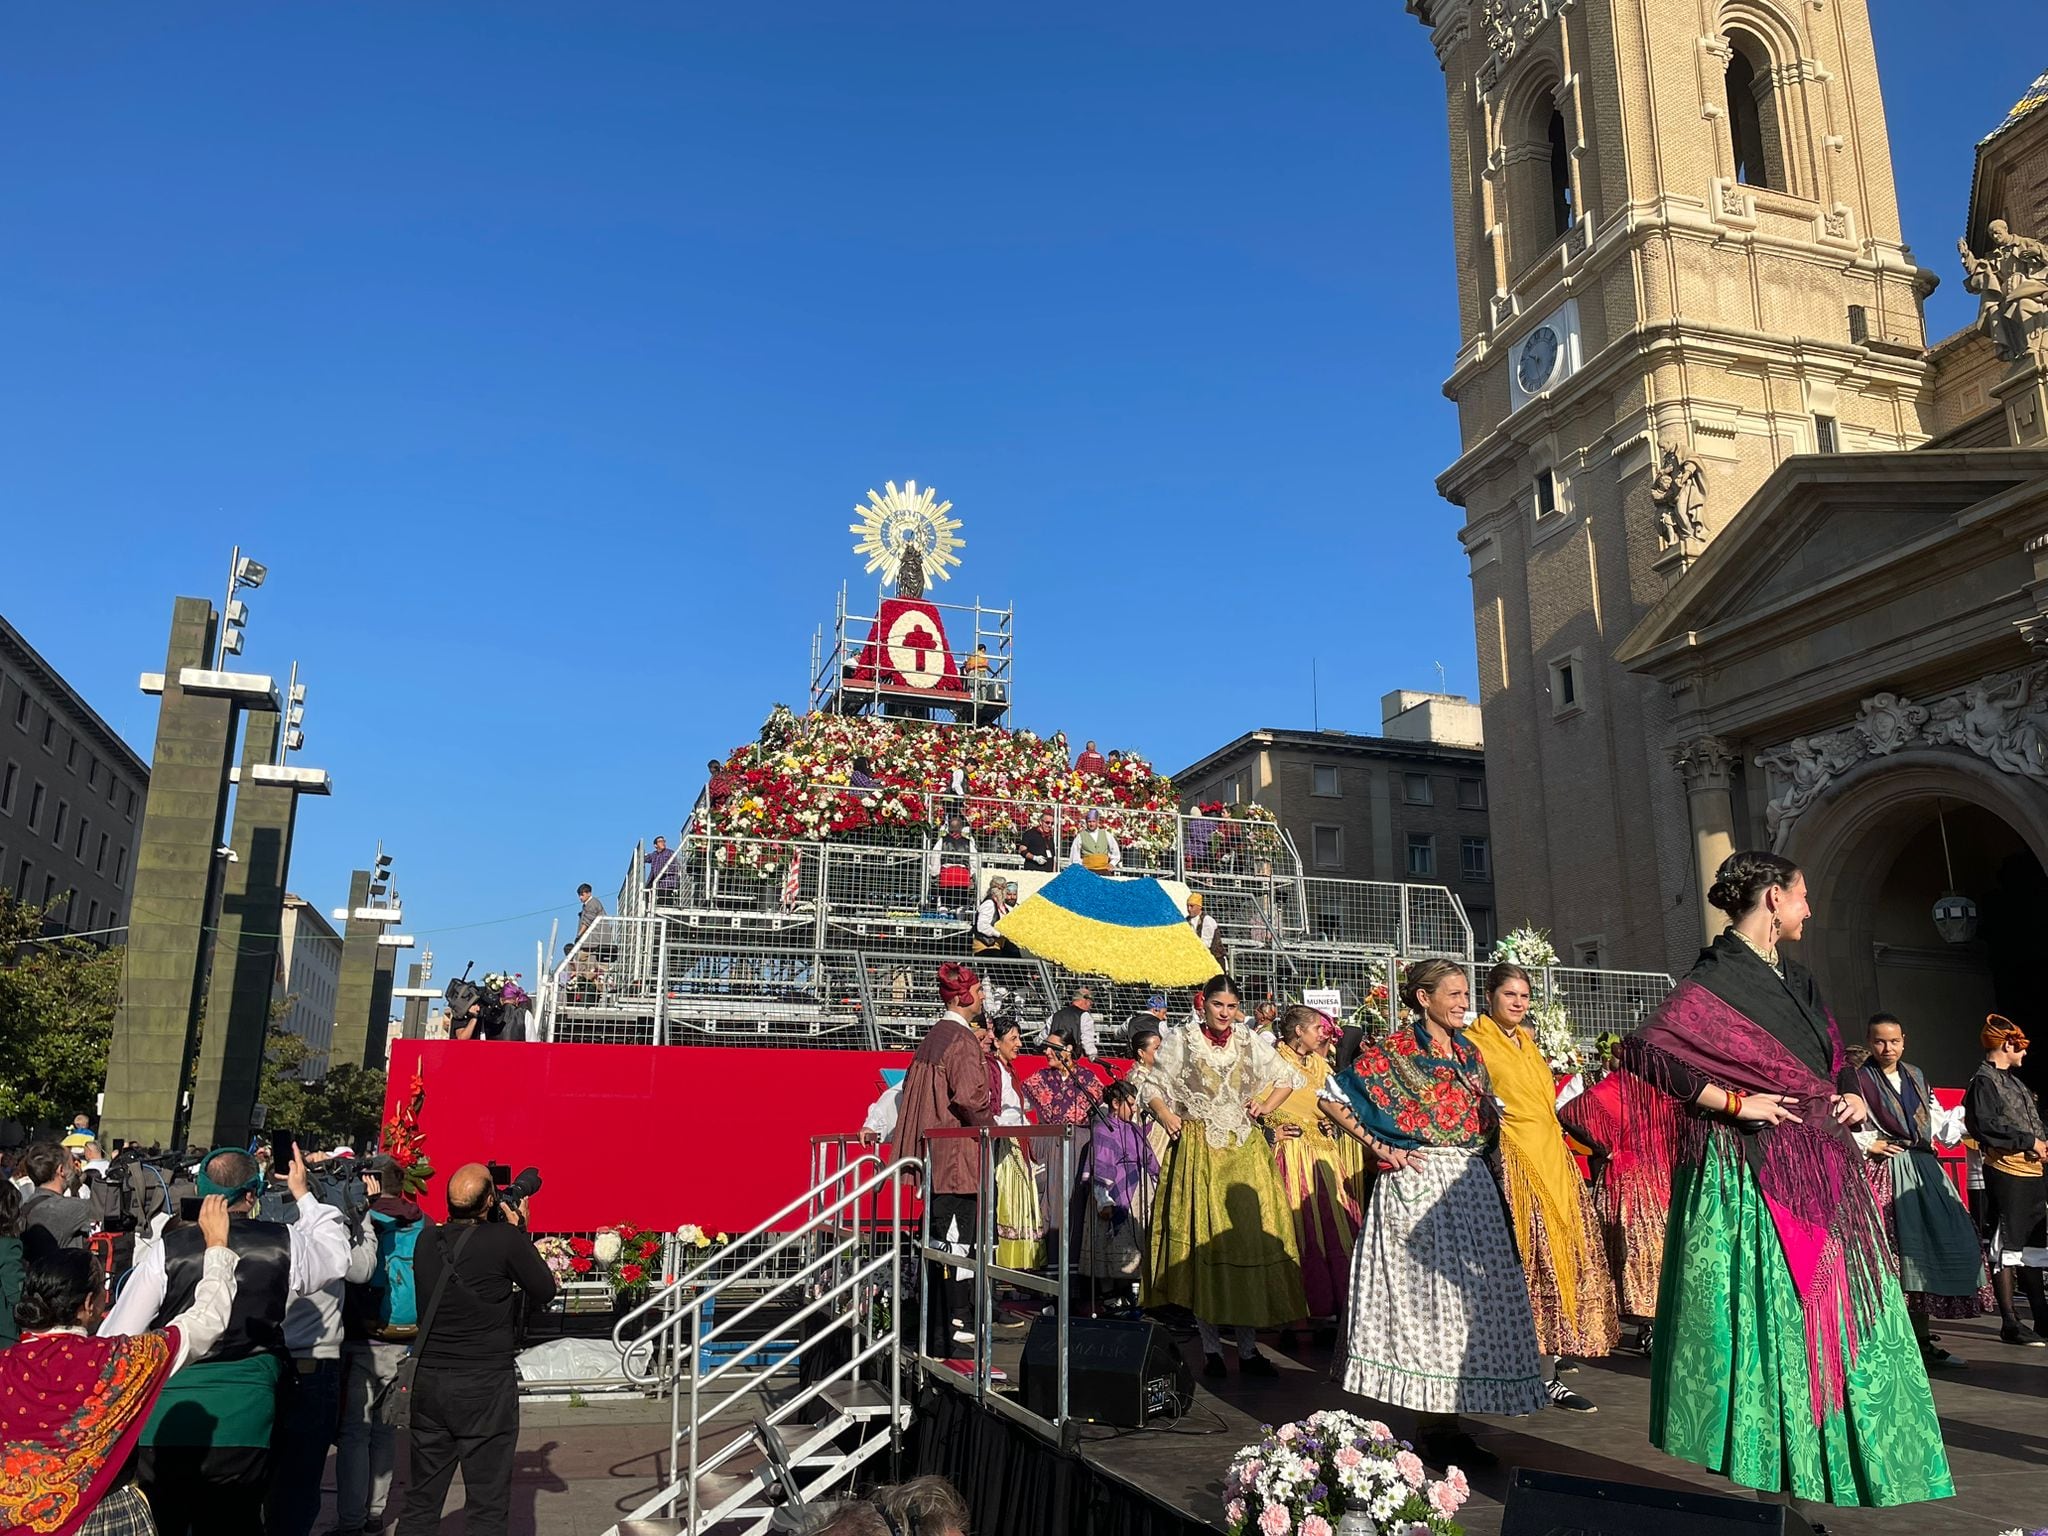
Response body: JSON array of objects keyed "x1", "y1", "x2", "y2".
[
  {"x1": 1649, "y1": 443, "x2": 1709, "y2": 552},
  {"x1": 1477, "y1": 0, "x2": 1559, "y2": 90},
  {"x1": 1756, "y1": 668, "x2": 2048, "y2": 848},
  {"x1": 1670, "y1": 734, "x2": 1738, "y2": 792}
]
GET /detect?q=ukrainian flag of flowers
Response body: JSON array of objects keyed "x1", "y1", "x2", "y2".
[{"x1": 996, "y1": 868, "x2": 1220, "y2": 984}]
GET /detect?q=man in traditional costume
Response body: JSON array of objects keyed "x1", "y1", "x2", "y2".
[
  {"x1": 1613, "y1": 851, "x2": 1950, "y2": 1517},
  {"x1": 893, "y1": 963, "x2": 997, "y2": 1366},
  {"x1": 1469, "y1": 963, "x2": 1617, "y2": 1412},
  {"x1": 1, "y1": 1198, "x2": 239, "y2": 1536},
  {"x1": 1319, "y1": 959, "x2": 1548, "y2": 1470},
  {"x1": 102, "y1": 1145, "x2": 352, "y2": 1536},
  {"x1": 1847, "y1": 1013, "x2": 1990, "y2": 1366},
  {"x1": 1142, "y1": 973, "x2": 1305, "y2": 1379},
  {"x1": 1963, "y1": 1014, "x2": 2048, "y2": 1346},
  {"x1": 1067, "y1": 808, "x2": 1120, "y2": 873}
]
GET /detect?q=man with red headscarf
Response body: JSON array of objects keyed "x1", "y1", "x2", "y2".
[{"x1": 893, "y1": 962, "x2": 995, "y2": 1364}]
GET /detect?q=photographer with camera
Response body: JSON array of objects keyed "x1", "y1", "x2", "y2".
[
  {"x1": 396, "y1": 1161, "x2": 556, "y2": 1536},
  {"x1": 101, "y1": 1143, "x2": 349, "y2": 1536}
]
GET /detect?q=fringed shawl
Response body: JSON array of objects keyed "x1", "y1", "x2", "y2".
[
  {"x1": 1616, "y1": 935, "x2": 1887, "y2": 1425},
  {"x1": 0, "y1": 1328, "x2": 178, "y2": 1536},
  {"x1": 1470, "y1": 1013, "x2": 1590, "y2": 1322},
  {"x1": 1557, "y1": 1067, "x2": 1677, "y2": 1236},
  {"x1": 1854, "y1": 1061, "x2": 1932, "y2": 1152}
]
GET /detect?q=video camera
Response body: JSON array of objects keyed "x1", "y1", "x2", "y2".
[
  {"x1": 444, "y1": 963, "x2": 531, "y2": 1040},
  {"x1": 486, "y1": 1161, "x2": 543, "y2": 1222}
]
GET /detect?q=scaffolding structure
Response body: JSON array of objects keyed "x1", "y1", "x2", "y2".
[
  {"x1": 539, "y1": 801, "x2": 1674, "y2": 1054},
  {"x1": 808, "y1": 583, "x2": 1015, "y2": 724}
]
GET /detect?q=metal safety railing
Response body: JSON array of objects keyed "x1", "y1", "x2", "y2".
[
  {"x1": 606, "y1": 1153, "x2": 918, "y2": 1536},
  {"x1": 917, "y1": 1123, "x2": 1080, "y2": 1442}
]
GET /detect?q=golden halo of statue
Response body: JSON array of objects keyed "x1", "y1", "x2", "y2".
[{"x1": 849, "y1": 481, "x2": 965, "y2": 596}]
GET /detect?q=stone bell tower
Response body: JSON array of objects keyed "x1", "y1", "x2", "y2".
[{"x1": 1404, "y1": 0, "x2": 1939, "y2": 972}]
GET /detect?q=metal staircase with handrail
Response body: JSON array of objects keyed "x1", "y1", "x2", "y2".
[{"x1": 603, "y1": 1153, "x2": 921, "y2": 1535}]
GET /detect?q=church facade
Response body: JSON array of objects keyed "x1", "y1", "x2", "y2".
[{"x1": 1406, "y1": 0, "x2": 2048, "y2": 1082}]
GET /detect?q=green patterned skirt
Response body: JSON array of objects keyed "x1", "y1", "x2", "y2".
[
  {"x1": 1143, "y1": 1127, "x2": 1305, "y2": 1328},
  {"x1": 1651, "y1": 1143, "x2": 1953, "y2": 1508}
]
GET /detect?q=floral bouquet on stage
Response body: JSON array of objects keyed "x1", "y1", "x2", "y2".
[
  {"x1": 1223, "y1": 1410, "x2": 1468, "y2": 1536},
  {"x1": 596, "y1": 1223, "x2": 668, "y2": 1298}
]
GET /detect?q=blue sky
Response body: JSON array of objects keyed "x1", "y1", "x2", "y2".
[{"x1": 0, "y1": 4, "x2": 2029, "y2": 970}]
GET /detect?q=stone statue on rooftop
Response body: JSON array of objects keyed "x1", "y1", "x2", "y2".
[
  {"x1": 1960, "y1": 218, "x2": 2048, "y2": 362},
  {"x1": 1650, "y1": 442, "x2": 1708, "y2": 550}
]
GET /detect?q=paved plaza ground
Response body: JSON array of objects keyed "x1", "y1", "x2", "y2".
[{"x1": 319, "y1": 1312, "x2": 2044, "y2": 1534}]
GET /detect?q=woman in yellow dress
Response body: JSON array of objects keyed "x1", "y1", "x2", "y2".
[
  {"x1": 1270, "y1": 1005, "x2": 1361, "y2": 1341},
  {"x1": 1467, "y1": 962, "x2": 1618, "y2": 1412},
  {"x1": 986, "y1": 1016, "x2": 1045, "y2": 1271}
]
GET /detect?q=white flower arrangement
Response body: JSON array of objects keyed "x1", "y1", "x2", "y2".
[
  {"x1": 1222, "y1": 1409, "x2": 1468, "y2": 1535},
  {"x1": 592, "y1": 1230, "x2": 623, "y2": 1266}
]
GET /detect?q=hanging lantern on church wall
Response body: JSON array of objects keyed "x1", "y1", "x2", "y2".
[{"x1": 1932, "y1": 891, "x2": 1979, "y2": 945}]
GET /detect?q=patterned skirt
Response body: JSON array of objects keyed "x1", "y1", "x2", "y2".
[
  {"x1": 1593, "y1": 1170, "x2": 1667, "y2": 1321},
  {"x1": 1274, "y1": 1127, "x2": 1360, "y2": 1319},
  {"x1": 1517, "y1": 1177, "x2": 1621, "y2": 1359},
  {"x1": 79, "y1": 1486, "x2": 156, "y2": 1536},
  {"x1": 994, "y1": 1144, "x2": 1044, "y2": 1271},
  {"x1": 1335, "y1": 1145, "x2": 1548, "y2": 1416},
  {"x1": 1652, "y1": 1142, "x2": 1953, "y2": 1508},
  {"x1": 1143, "y1": 1127, "x2": 1306, "y2": 1328},
  {"x1": 1861, "y1": 1152, "x2": 1989, "y2": 1319},
  {"x1": 1078, "y1": 1164, "x2": 1155, "y2": 1279}
]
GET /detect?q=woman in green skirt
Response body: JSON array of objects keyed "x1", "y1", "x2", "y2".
[
  {"x1": 1612, "y1": 851, "x2": 1951, "y2": 1524},
  {"x1": 1142, "y1": 973, "x2": 1307, "y2": 1379}
]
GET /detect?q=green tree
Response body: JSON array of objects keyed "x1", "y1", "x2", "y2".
[
  {"x1": 0, "y1": 896, "x2": 122, "y2": 1130},
  {"x1": 257, "y1": 1002, "x2": 386, "y2": 1151}
]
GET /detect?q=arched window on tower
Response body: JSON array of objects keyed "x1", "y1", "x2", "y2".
[
  {"x1": 1547, "y1": 110, "x2": 1575, "y2": 236},
  {"x1": 1724, "y1": 33, "x2": 1784, "y2": 191}
]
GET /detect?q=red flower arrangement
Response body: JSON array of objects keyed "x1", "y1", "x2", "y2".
[
  {"x1": 600, "y1": 1223, "x2": 670, "y2": 1297},
  {"x1": 569, "y1": 1238, "x2": 594, "y2": 1258},
  {"x1": 377, "y1": 1068, "x2": 434, "y2": 1197},
  {"x1": 617, "y1": 1261, "x2": 645, "y2": 1287},
  {"x1": 571, "y1": 1256, "x2": 593, "y2": 1275}
]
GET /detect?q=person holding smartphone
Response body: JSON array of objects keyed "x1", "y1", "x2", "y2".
[
  {"x1": 99, "y1": 1142, "x2": 350, "y2": 1536},
  {"x1": 396, "y1": 1162, "x2": 557, "y2": 1536}
]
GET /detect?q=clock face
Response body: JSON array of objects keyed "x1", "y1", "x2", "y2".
[{"x1": 1518, "y1": 325, "x2": 1561, "y2": 394}]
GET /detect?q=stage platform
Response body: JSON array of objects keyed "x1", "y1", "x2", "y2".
[{"x1": 913, "y1": 1310, "x2": 2048, "y2": 1536}]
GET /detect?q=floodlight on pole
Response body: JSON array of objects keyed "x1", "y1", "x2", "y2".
[
  {"x1": 216, "y1": 544, "x2": 267, "y2": 667},
  {"x1": 276, "y1": 662, "x2": 305, "y2": 765}
]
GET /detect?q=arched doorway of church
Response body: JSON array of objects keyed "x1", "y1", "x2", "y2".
[
  {"x1": 1864, "y1": 801, "x2": 2048, "y2": 1094},
  {"x1": 1791, "y1": 753, "x2": 2048, "y2": 1099}
]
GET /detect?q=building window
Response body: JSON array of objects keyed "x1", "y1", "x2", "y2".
[
  {"x1": 53, "y1": 800, "x2": 67, "y2": 846},
  {"x1": 1311, "y1": 765, "x2": 1341, "y2": 798},
  {"x1": 1469, "y1": 904, "x2": 1497, "y2": 953},
  {"x1": 1534, "y1": 467, "x2": 1559, "y2": 520},
  {"x1": 40, "y1": 716, "x2": 53, "y2": 752},
  {"x1": 1312, "y1": 824, "x2": 1344, "y2": 871},
  {"x1": 65, "y1": 737, "x2": 77, "y2": 771},
  {"x1": 124, "y1": 786, "x2": 136, "y2": 819},
  {"x1": 114, "y1": 845, "x2": 128, "y2": 887},
  {"x1": 86, "y1": 899, "x2": 98, "y2": 930},
  {"x1": 12, "y1": 694, "x2": 27, "y2": 729},
  {"x1": 26, "y1": 783, "x2": 44, "y2": 832},
  {"x1": 74, "y1": 817, "x2": 87, "y2": 860},
  {"x1": 1847, "y1": 305, "x2": 1869, "y2": 343},
  {"x1": 1456, "y1": 777, "x2": 1486, "y2": 811},
  {"x1": 1403, "y1": 772, "x2": 1433, "y2": 805},
  {"x1": 1461, "y1": 836, "x2": 1492, "y2": 880},
  {"x1": 96, "y1": 831, "x2": 109, "y2": 874},
  {"x1": 86, "y1": 756, "x2": 98, "y2": 788},
  {"x1": 1407, "y1": 834, "x2": 1436, "y2": 877},
  {"x1": 1547, "y1": 110, "x2": 1574, "y2": 237},
  {"x1": 14, "y1": 859, "x2": 30, "y2": 899},
  {"x1": 0, "y1": 761, "x2": 15, "y2": 813},
  {"x1": 1549, "y1": 656, "x2": 1581, "y2": 715},
  {"x1": 1725, "y1": 32, "x2": 1784, "y2": 192},
  {"x1": 1814, "y1": 414, "x2": 1839, "y2": 453},
  {"x1": 42, "y1": 874, "x2": 57, "y2": 908}
]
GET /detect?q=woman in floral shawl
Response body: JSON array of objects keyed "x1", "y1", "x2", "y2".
[
  {"x1": 1319, "y1": 959, "x2": 1548, "y2": 1471},
  {"x1": 1613, "y1": 851, "x2": 1950, "y2": 1516},
  {"x1": 1, "y1": 1197, "x2": 238, "y2": 1536}
]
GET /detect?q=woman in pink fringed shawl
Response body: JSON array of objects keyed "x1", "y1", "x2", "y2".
[{"x1": 1612, "y1": 850, "x2": 1950, "y2": 1524}]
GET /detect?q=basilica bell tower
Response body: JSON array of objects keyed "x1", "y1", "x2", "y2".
[{"x1": 1406, "y1": 0, "x2": 1939, "y2": 972}]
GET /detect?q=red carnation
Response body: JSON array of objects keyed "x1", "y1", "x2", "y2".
[
  {"x1": 618, "y1": 1261, "x2": 645, "y2": 1286},
  {"x1": 569, "y1": 1237, "x2": 594, "y2": 1257},
  {"x1": 571, "y1": 1256, "x2": 593, "y2": 1274}
]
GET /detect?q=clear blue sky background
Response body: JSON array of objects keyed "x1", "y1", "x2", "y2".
[{"x1": 0, "y1": 5, "x2": 2031, "y2": 972}]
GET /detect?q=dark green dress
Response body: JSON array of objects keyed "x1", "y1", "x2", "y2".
[{"x1": 1633, "y1": 934, "x2": 1952, "y2": 1508}]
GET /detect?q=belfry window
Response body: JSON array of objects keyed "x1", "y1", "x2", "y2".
[
  {"x1": 1547, "y1": 111, "x2": 1574, "y2": 237},
  {"x1": 1724, "y1": 34, "x2": 1785, "y2": 192}
]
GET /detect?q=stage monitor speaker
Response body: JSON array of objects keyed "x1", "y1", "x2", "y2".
[
  {"x1": 1016, "y1": 1316, "x2": 1193, "y2": 1428},
  {"x1": 1502, "y1": 1469, "x2": 1816, "y2": 1535}
]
